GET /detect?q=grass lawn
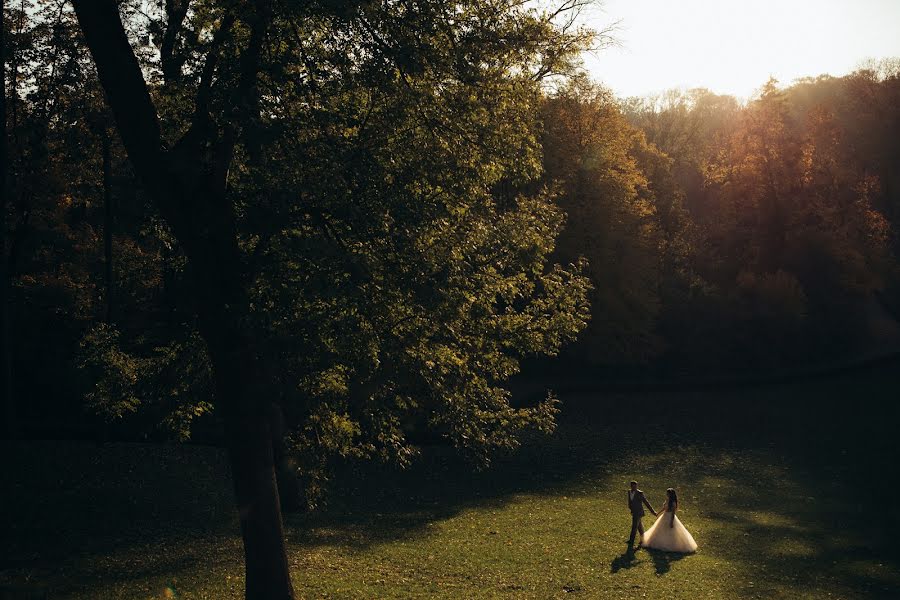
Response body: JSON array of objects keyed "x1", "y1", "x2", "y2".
[{"x1": 3, "y1": 364, "x2": 900, "y2": 599}]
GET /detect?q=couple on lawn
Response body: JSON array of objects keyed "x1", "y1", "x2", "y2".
[{"x1": 627, "y1": 480, "x2": 697, "y2": 553}]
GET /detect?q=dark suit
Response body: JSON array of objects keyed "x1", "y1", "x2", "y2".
[{"x1": 627, "y1": 489, "x2": 654, "y2": 545}]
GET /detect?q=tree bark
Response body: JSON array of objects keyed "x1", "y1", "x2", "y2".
[
  {"x1": 199, "y1": 303, "x2": 295, "y2": 600},
  {"x1": 72, "y1": 2, "x2": 294, "y2": 598},
  {"x1": 160, "y1": 0, "x2": 190, "y2": 84},
  {"x1": 225, "y1": 408, "x2": 295, "y2": 599},
  {"x1": 101, "y1": 128, "x2": 114, "y2": 324}
]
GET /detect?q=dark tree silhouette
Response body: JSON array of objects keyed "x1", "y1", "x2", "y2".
[{"x1": 71, "y1": 2, "x2": 294, "y2": 598}]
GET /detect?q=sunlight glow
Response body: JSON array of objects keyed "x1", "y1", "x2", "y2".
[{"x1": 582, "y1": 0, "x2": 900, "y2": 99}]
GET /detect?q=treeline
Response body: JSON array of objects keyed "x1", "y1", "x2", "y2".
[
  {"x1": 3, "y1": 6, "x2": 900, "y2": 456},
  {"x1": 544, "y1": 67, "x2": 900, "y2": 374}
]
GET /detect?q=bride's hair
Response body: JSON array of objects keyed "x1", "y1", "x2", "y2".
[{"x1": 666, "y1": 488, "x2": 678, "y2": 508}]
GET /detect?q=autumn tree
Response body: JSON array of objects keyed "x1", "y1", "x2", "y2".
[
  {"x1": 622, "y1": 87, "x2": 740, "y2": 222},
  {"x1": 697, "y1": 78, "x2": 894, "y2": 362},
  {"x1": 542, "y1": 80, "x2": 676, "y2": 362},
  {"x1": 68, "y1": 1, "x2": 594, "y2": 597}
]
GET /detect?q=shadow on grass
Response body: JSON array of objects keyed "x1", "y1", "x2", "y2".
[
  {"x1": 609, "y1": 547, "x2": 639, "y2": 573},
  {"x1": 4, "y1": 361, "x2": 900, "y2": 596},
  {"x1": 289, "y1": 369, "x2": 900, "y2": 555},
  {"x1": 644, "y1": 548, "x2": 688, "y2": 575},
  {"x1": 281, "y1": 364, "x2": 900, "y2": 596},
  {"x1": 699, "y1": 477, "x2": 900, "y2": 596},
  {"x1": 284, "y1": 420, "x2": 645, "y2": 550},
  {"x1": 0, "y1": 441, "x2": 240, "y2": 595},
  {"x1": 661, "y1": 441, "x2": 900, "y2": 596}
]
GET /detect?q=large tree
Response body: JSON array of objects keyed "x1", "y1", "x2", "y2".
[{"x1": 70, "y1": 1, "x2": 593, "y2": 597}]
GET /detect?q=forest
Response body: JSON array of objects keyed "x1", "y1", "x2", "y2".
[{"x1": 2, "y1": 1, "x2": 900, "y2": 599}]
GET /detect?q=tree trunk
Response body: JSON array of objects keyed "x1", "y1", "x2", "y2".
[
  {"x1": 209, "y1": 339, "x2": 294, "y2": 599},
  {"x1": 101, "y1": 128, "x2": 114, "y2": 324},
  {"x1": 71, "y1": 2, "x2": 295, "y2": 598},
  {"x1": 224, "y1": 405, "x2": 295, "y2": 599},
  {"x1": 192, "y1": 267, "x2": 296, "y2": 600}
]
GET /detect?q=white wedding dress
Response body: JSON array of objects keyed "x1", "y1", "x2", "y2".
[{"x1": 642, "y1": 506, "x2": 697, "y2": 553}]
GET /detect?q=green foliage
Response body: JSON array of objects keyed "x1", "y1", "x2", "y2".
[
  {"x1": 19, "y1": 0, "x2": 593, "y2": 484},
  {"x1": 79, "y1": 324, "x2": 146, "y2": 420},
  {"x1": 191, "y1": 0, "x2": 595, "y2": 472},
  {"x1": 79, "y1": 324, "x2": 213, "y2": 440},
  {"x1": 9, "y1": 0, "x2": 900, "y2": 499}
]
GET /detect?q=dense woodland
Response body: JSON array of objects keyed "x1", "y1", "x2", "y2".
[
  {"x1": 2, "y1": 1, "x2": 900, "y2": 597},
  {"x1": 550, "y1": 68, "x2": 900, "y2": 371}
]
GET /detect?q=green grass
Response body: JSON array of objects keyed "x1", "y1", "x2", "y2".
[{"x1": 3, "y1": 366, "x2": 900, "y2": 599}]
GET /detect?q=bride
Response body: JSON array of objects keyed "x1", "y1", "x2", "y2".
[{"x1": 641, "y1": 488, "x2": 698, "y2": 553}]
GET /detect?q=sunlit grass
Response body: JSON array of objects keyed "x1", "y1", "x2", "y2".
[{"x1": 3, "y1": 375, "x2": 900, "y2": 599}]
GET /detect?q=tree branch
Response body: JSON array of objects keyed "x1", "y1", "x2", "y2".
[
  {"x1": 193, "y1": 12, "x2": 236, "y2": 127},
  {"x1": 229, "y1": 0, "x2": 273, "y2": 161},
  {"x1": 161, "y1": 0, "x2": 191, "y2": 84},
  {"x1": 72, "y1": 0, "x2": 167, "y2": 199}
]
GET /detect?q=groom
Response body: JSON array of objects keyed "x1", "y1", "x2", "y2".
[{"x1": 627, "y1": 480, "x2": 657, "y2": 548}]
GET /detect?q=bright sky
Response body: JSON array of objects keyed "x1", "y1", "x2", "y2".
[{"x1": 580, "y1": 0, "x2": 900, "y2": 99}]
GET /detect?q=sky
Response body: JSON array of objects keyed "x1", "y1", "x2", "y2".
[{"x1": 579, "y1": 0, "x2": 900, "y2": 100}]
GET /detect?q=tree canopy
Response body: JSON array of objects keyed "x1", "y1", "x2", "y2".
[{"x1": 5, "y1": 1, "x2": 596, "y2": 596}]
